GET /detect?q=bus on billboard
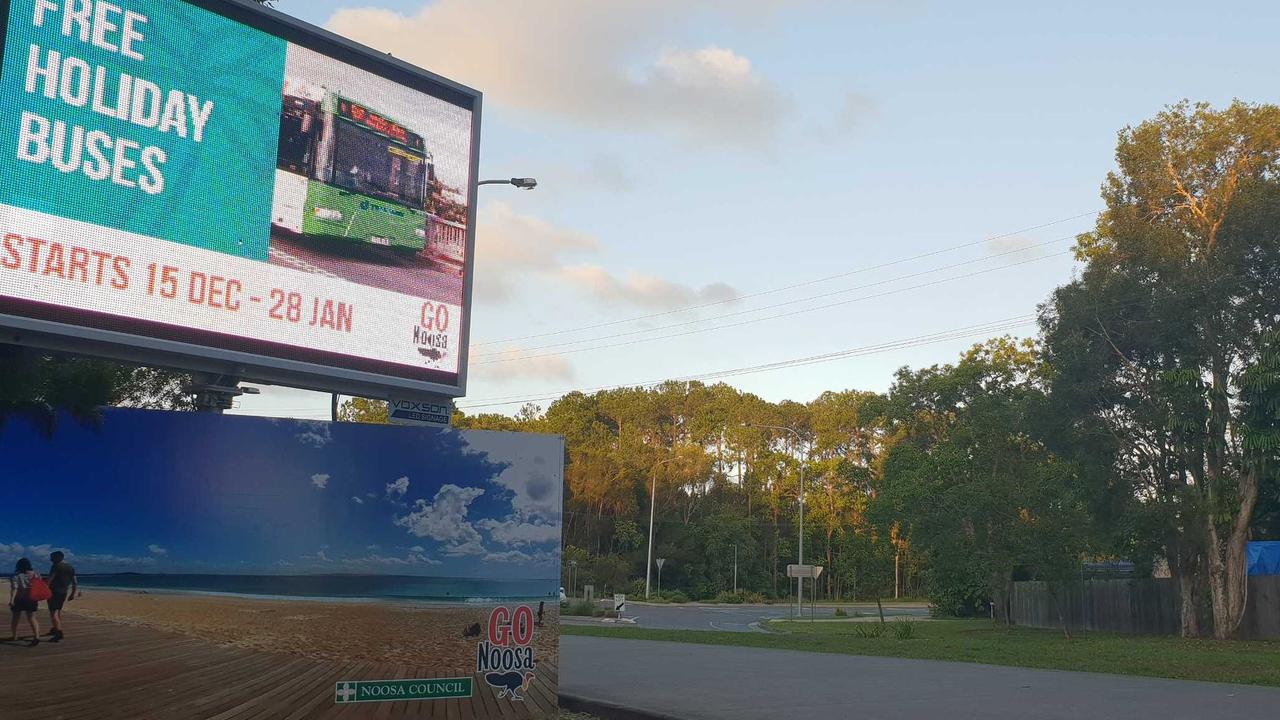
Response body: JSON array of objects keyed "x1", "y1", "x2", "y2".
[{"x1": 0, "y1": 0, "x2": 480, "y2": 398}]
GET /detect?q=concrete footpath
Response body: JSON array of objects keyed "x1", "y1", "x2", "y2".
[{"x1": 560, "y1": 636, "x2": 1280, "y2": 720}]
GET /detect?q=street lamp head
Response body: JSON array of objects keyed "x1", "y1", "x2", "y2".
[{"x1": 477, "y1": 177, "x2": 539, "y2": 189}]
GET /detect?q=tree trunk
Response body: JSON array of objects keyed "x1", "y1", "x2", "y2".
[
  {"x1": 1169, "y1": 537, "x2": 1202, "y2": 638},
  {"x1": 1202, "y1": 359, "x2": 1259, "y2": 640},
  {"x1": 1206, "y1": 467, "x2": 1259, "y2": 639},
  {"x1": 989, "y1": 569, "x2": 1013, "y2": 625}
]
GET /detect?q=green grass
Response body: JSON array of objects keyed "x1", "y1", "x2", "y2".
[{"x1": 562, "y1": 619, "x2": 1280, "y2": 687}]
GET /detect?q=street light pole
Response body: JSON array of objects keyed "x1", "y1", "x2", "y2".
[
  {"x1": 328, "y1": 176, "x2": 539, "y2": 422},
  {"x1": 645, "y1": 457, "x2": 679, "y2": 599},
  {"x1": 750, "y1": 424, "x2": 807, "y2": 614}
]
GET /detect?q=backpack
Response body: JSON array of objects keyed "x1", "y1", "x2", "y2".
[{"x1": 27, "y1": 575, "x2": 52, "y2": 603}]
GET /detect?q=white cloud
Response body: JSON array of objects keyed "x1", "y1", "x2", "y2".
[
  {"x1": 479, "y1": 518, "x2": 562, "y2": 547},
  {"x1": 460, "y1": 433, "x2": 563, "y2": 521},
  {"x1": 78, "y1": 554, "x2": 157, "y2": 567},
  {"x1": 148, "y1": 545, "x2": 167, "y2": 556},
  {"x1": 474, "y1": 202, "x2": 597, "y2": 303},
  {"x1": 470, "y1": 347, "x2": 575, "y2": 383},
  {"x1": 834, "y1": 92, "x2": 876, "y2": 133},
  {"x1": 410, "y1": 546, "x2": 425, "y2": 553},
  {"x1": 386, "y1": 477, "x2": 410, "y2": 499},
  {"x1": 295, "y1": 422, "x2": 332, "y2": 448},
  {"x1": 473, "y1": 202, "x2": 737, "y2": 311},
  {"x1": 24, "y1": 544, "x2": 53, "y2": 559},
  {"x1": 311, "y1": 474, "x2": 330, "y2": 490},
  {"x1": 443, "y1": 538, "x2": 487, "y2": 557},
  {"x1": 394, "y1": 485, "x2": 487, "y2": 554},
  {"x1": 355, "y1": 552, "x2": 442, "y2": 567},
  {"x1": 560, "y1": 264, "x2": 738, "y2": 310},
  {"x1": 352, "y1": 496, "x2": 364, "y2": 504},
  {"x1": 327, "y1": 1, "x2": 790, "y2": 146},
  {"x1": 485, "y1": 550, "x2": 532, "y2": 563}
]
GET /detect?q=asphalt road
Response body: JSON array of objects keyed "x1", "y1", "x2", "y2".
[
  {"x1": 560, "y1": 636, "x2": 1280, "y2": 720},
  {"x1": 268, "y1": 231, "x2": 463, "y2": 301},
  {"x1": 563, "y1": 603, "x2": 929, "y2": 632}
]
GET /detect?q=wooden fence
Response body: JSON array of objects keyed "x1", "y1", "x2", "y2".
[{"x1": 1010, "y1": 576, "x2": 1280, "y2": 639}]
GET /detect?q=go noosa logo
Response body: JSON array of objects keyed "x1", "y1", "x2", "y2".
[
  {"x1": 412, "y1": 302, "x2": 450, "y2": 364},
  {"x1": 476, "y1": 606, "x2": 536, "y2": 701}
]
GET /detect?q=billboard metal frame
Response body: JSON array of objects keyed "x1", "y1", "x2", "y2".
[{"x1": 0, "y1": 0, "x2": 482, "y2": 401}]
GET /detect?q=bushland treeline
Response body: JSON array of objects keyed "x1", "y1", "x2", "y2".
[{"x1": 451, "y1": 101, "x2": 1280, "y2": 639}]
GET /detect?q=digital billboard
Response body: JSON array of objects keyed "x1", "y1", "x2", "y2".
[
  {"x1": 0, "y1": 0, "x2": 480, "y2": 398},
  {"x1": 0, "y1": 408, "x2": 564, "y2": 718}
]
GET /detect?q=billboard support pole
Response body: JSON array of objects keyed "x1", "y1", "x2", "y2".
[{"x1": 190, "y1": 374, "x2": 257, "y2": 413}]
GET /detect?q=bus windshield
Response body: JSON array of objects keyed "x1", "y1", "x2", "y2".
[{"x1": 331, "y1": 118, "x2": 427, "y2": 208}]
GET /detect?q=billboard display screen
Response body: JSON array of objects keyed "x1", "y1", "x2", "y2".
[
  {"x1": 0, "y1": 0, "x2": 480, "y2": 397},
  {"x1": 0, "y1": 408, "x2": 564, "y2": 718}
]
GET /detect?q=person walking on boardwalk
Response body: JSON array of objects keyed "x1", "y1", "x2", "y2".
[
  {"x1": 45, "y1": 551, "x2": 77, "y2": 642},
  {"x1": 8, "y1": 558, "x2": 42, "y2": 647}
]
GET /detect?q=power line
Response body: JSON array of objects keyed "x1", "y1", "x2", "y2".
[
  {"x1": 458, "y1": 314, "x2": 1037, "y2": 410},
  {"x1": 470, "y1": 210, "x2": 1098, "y2": 349},
  {"x1": 475, "y1": 235, "x2": 1074, "y2": 361},
  {"x1": 473, "y1": 249, "x2": 1071, "y2": 366}
]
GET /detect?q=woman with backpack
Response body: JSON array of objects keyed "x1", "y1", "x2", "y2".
[{"x1": 8, "y1": 558, "x2": 45, "y2": 646}]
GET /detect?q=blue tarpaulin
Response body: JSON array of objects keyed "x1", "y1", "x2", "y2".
[{"x1": 1247, "y1": 542, "x2": 1280, "y2": 576}]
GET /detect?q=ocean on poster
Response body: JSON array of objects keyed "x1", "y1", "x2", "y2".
[{"x1": 0, "y1": 408, "x2": 564, "y2": 601}]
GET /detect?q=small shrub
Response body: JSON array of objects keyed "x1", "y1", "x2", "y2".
[
  {"x1": 892, "y1": 618, "x2": 917, "y2": 640},
  {"x1": 663, "y1": 590, "x2": 691, "y2": 604},
  {"x1": 562, "y1": 600, "x2": 597, "y2": 617},
  {"x1": 852, "y1": 622, "x2": 886, "y2": 639},
  {"x1": 646, "y1": 595, "x2": 670, "y2": 604},
  {"x1": 713, "y1": 590, "x2": 766, "y2": 604},
  {"x1": 834, "y1": 607, "x2": 848, "y2": 618}
]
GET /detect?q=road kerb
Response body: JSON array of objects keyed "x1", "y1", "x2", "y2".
[{"x1": 560, "y1": 693, "x2": 687, "y2": 720}]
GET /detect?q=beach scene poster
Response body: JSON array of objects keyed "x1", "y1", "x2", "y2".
[{"x1": 0, "y1": 408, "x2": 564, "y2": 719}]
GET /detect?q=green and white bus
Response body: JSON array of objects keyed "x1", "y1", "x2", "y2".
[{"x1": 272, "y1": 88, "x2": 434, "y2": 253}]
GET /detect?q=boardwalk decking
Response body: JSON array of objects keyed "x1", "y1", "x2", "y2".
[{"x1": 0, "y1": 617, "x2": 558, "y2": 719}]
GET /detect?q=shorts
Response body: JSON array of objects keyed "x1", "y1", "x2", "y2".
[
  {"x1": 48, "y1": 592, "x2": 68, "y2": 612},
  {"x1": 10, "y1": 597, "x2": 38, "y2": 614}
]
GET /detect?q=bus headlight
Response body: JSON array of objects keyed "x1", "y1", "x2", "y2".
[
  {"x1": 415, "y1": 228, "x2": 427, "y2": 239},
  {"x1": 314, "y1": 207, "x2": 343, "y2": 221}
]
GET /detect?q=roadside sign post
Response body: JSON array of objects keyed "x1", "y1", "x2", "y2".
[
  {"x1": 787, "y1": 565, "x2": 823, "y2": 620},
  {"x1": 656, "y1": 558, "x2": 666, "y2": 595},
  {"x1": 614, "y1": 594, "x2": 626, "y2": 615}
]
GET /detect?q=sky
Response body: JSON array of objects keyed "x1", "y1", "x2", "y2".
[
  {"x1": 0, "y1": 409, "x2": 563, "y2": 579},
  {"x1": 233, "y1": 0, "x2": 1280, "y2": 420}
]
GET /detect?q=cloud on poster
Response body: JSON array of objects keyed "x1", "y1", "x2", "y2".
[
  {"x1": 459, "y1": 432, "x2": 563, "y2": 522},
  {"x1": 394, "y1": 485, "x2": 487, "y2": 553}
]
